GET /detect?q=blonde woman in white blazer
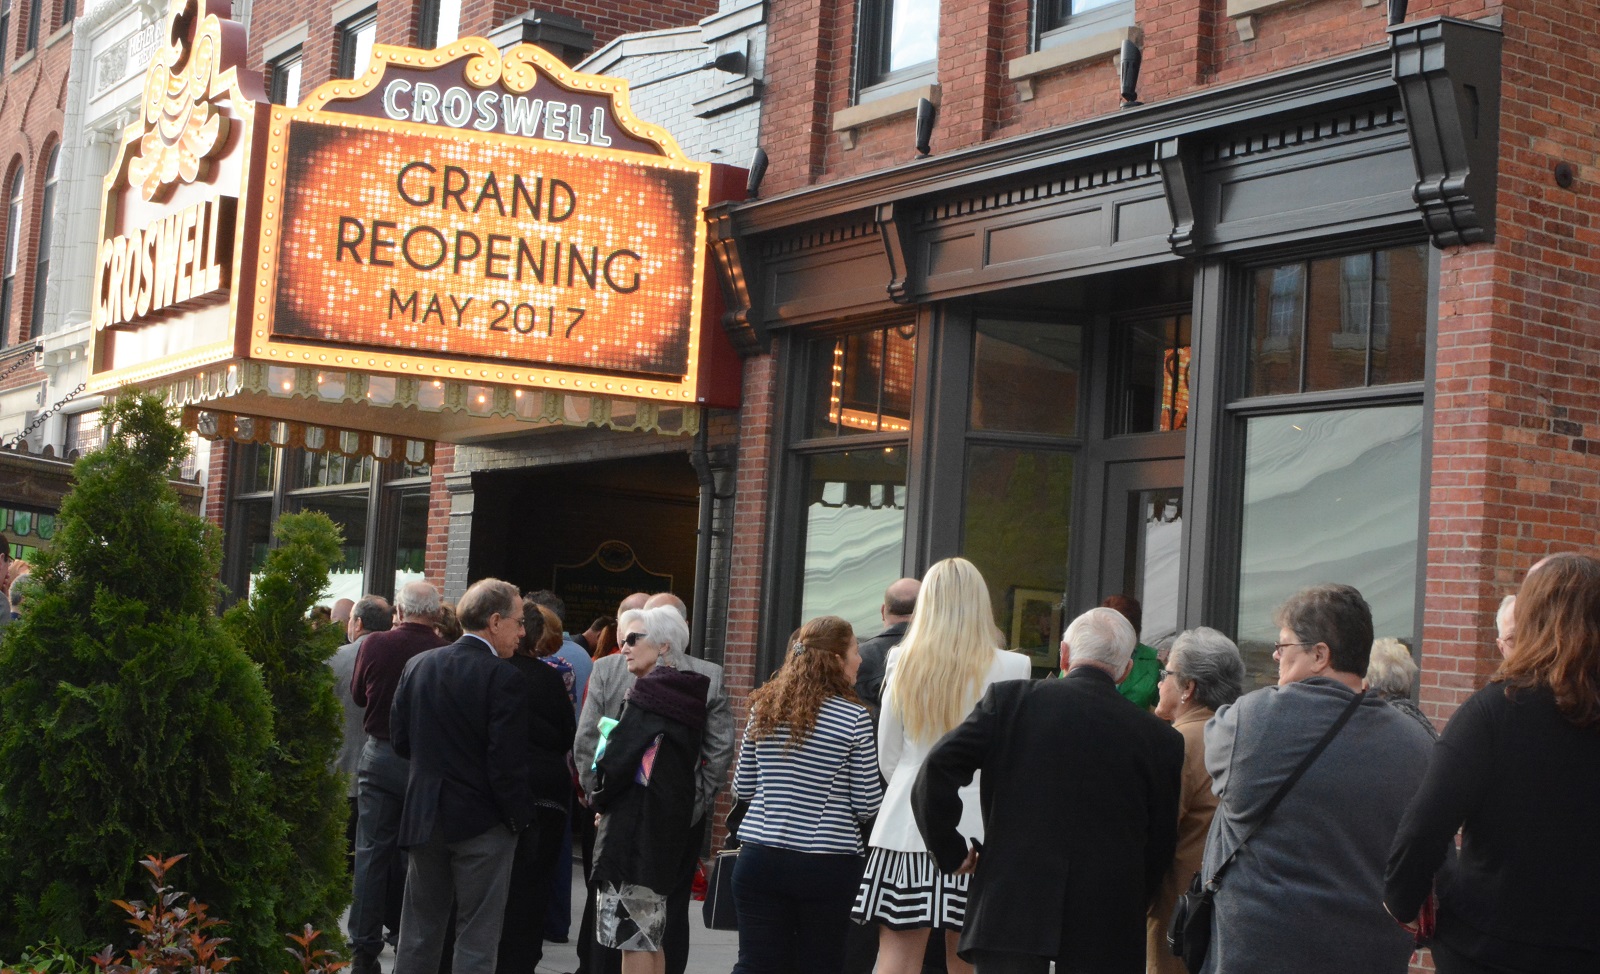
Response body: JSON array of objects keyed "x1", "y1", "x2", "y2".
[{"x1": 851, "y1": 557, "x2": 1032, "y2": 974}]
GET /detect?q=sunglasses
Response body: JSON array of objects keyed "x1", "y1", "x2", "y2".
[{"x1": 621, "y1": 632, "x2": 648, "y2": 648}]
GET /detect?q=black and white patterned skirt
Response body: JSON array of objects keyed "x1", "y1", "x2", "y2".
[{"x1": 851, "y1": 847, "x2": 970, "y2": 931}]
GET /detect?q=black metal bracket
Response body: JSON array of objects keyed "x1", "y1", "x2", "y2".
[
  {"x1": 1390, "y1": 16, "x2": 1502, "y2": 247},
  {"x1": 875, "y1": 202, "x2": 914, "y2": 303},
  {"x1": 1155, "y1": 137, "x2": 1198, "y2": 255},
  {"x1": 705, "y1": 204, "x2": 768, "y2": 356}
]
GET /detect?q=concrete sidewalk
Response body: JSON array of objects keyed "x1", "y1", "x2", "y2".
[{"x1": 355, "y1": 858, "x2": 739, "y2": 974}]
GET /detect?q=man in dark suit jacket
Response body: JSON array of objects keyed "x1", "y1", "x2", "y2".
[
  {"x1": 854, "y1": 577, "x2": 920, "y2": 716},
  {"x1": 390, "y1": 578, "x2": 533, "y2": 974},
  {"x1": 912, "y1": 607, "x2": 1184, "y2": 974}
]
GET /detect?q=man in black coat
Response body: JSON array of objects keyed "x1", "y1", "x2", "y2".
[
  {"x1": 854, "y1": 577, "x2": 920, "y2": 716},
  {"x1": 912, "y1": 606, "x2": 1184, "y2": 974},
  {"x1": 391, "y1": 578, "x2": 533, "y2": 974}
]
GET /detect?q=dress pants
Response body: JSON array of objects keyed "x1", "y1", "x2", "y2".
[
  {"x1": 394, "y1": 822, "x2": 519, "y2": 974},
  {"x1": 350, "y1": 738, "x2": 409, "y2": 957},
  {"x1": 730, "y1": 842, "x2": 863, "y2": 974},
  {"x1": 496, "y1": 806, "x2": 569, "y2": 974},
  {"x1": 580, "y1": 815, "x2": 706, "y2": 974}
]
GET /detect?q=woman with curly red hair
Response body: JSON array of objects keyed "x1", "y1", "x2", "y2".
[
  {"x1": 729, "y1": 615, "x2": 882, "y2": 974},
  {"x1": 1386, "y1": 552, "x2": 1600, "y2": 974}
]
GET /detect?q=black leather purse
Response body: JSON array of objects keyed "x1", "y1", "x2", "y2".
[{"x1": 1167, "y1": 690, "x2": 1366, "y2": 972}]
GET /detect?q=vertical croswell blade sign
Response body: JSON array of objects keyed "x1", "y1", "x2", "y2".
[{"x1": 251, "y1": 40, "x2": 719, "y2": 405}]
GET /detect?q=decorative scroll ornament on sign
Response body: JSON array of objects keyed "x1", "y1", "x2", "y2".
[{"x1": 128, "y1": 0, "x2": 234, "y2": 202}]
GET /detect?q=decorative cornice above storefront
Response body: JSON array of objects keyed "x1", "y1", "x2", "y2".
[
  {"x1": 706, "y1": 17, "x2": 1502, "y2": 342},
  {"x1": 159, "y1": 360, "x2": 701, "y2": 463}
]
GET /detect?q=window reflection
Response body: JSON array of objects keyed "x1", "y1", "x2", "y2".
[
  {"x1": 962, "y1": 446, "x2": 1073, "y2": 673},
  {"x1": 1112, "y1": 315, "x2": 1190, "y2": 435},
  {"x1": 971, "y1": 318, "x2": 1081, "y2": 436},
  {"x1": 298, "y1": 494, "x2": 369, "y2": 604},
  {"x1": 800, "y1": 448, "x2": 908, "y2": 638},
  {"x1": 1249, "y1": 244, "x2": 1427, "y2": 397},
  {"x1": 886, "y1": 0, "x2": 938, "y2": 72},
  {"x1": 810, "y1": 324, "x2": 916, "y2": 438},
  {"x1": 1235, "y1": 406, "x2": 1423, "y2": 688},
  {"x1": 394, "y1": 491, "x2": 429, "y2": 594}
]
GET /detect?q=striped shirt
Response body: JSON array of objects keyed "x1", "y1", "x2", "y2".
[{"x1": 733, "y1": 696, "x2": 882, "y2": 855}]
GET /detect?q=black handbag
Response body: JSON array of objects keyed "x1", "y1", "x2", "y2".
[
  {"x1": 702, "y1": 848, "x2": 739, "y2": 930},
  {"x1": 1167, "y1": 690, "x2": 1367, "y2": 972}
]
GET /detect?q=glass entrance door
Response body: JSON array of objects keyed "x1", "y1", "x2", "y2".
[{"x1": 1100, "y1": 459, "x2": 1185, "y2": 647}]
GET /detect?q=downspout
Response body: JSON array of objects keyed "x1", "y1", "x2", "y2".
[{"x1": 689, "y1": 419, "x2": 715, "y2": 658}]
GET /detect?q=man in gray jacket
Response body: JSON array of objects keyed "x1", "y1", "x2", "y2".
[
  {"x1": 572, "y1": 591, "x2": 735, "y2": 974},
  {"x1": 1200, "y1": 583, "x2": 1433, "y2": 974}
]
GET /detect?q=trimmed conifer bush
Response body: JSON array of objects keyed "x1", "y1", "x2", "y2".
[
  {"x1": 222, "y1": 511, "x2": 350, "y2": 937},
  {"x1": 0, "y1": 393, "x2": 289, "y2": 969}
]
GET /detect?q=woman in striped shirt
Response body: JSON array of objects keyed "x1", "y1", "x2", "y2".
[{"x1": 731, "y1": 615, "x2": 882, "y2": 974}]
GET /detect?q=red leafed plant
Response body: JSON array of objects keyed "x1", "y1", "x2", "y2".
[
  {"x1": 90, "y1": 854, "x2": 233, "y2": 974},
  {"x1": 3, "y1": 854, "x2": 343, "y2": 974}
]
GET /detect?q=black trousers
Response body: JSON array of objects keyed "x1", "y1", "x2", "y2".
[{"x1": 578, "y1": 815, "x2": 707, "y2": 974}]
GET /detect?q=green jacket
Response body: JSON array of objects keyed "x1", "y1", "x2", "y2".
[{"x1": 1117, "y1": 643, "x2": 1161, "y2": 710}]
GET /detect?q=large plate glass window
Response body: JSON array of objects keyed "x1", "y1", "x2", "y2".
[
  {"x1": 962, "y1": 317, "x2": 1082, "y2": 676},
  {"x1": 1231, "y1": 242, "x2": 1431, "y2": 689},
  {"x1": 794, "y1": 323, "x2": 916, "y2": 637}
]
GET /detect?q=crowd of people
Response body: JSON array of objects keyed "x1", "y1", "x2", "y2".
[{"x1": 321, "y1": 551, "x2": 1599, "y2": 974}]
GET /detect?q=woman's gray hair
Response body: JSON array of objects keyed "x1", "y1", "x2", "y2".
[
  {"x1": 618, "y1": 605, "x2": 690, "y2": 659},
  {"x1": 1169, "y1": 626, "x2": 1245, "y2": 712},
  {"x1": 1365, "y1": 637, "x2": 1418, "y2": 699}
]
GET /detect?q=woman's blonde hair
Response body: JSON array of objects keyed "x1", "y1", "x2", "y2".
[
  {"x1": 747, "y1": 616, "x2": 859, "y2": 745},
  {"x1": 887, "y1": 557, "x2": 999, "y2": 744}
]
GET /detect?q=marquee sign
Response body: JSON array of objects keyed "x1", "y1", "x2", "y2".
[
  {"x1": 89, "y1": 0, "x2": 261, "y2": 388},
  {"x1": 250, "y1": 40, "x2": 724, "y2": 404}
]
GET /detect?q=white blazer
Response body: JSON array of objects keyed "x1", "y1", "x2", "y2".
[{"x1": 869, "y1": 645, "x2": 1032, "y2": 853}]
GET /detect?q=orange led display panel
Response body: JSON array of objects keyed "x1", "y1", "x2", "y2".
[{"x1": 251, "y1": 40, "x2": 720, "y2": 401}]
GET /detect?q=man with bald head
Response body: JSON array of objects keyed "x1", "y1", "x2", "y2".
[
  {"x1": 856, "y1": 577, "x2": 920, "y2": 716},
  {"x1": 572, "y1": 590, "x2": 734, "y2": 974}
]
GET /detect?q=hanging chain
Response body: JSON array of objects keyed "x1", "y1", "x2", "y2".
[
  {"x1": 3, "y1": 381, "x2": 88, "y2": 451},
  {"x1": 0, "y1": 345, "x2": 40, "y2": 384}
]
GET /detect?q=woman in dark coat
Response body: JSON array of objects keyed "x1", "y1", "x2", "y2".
[
  {"x1": 591, "y1": 605, "x2": 709, "y2": 974},
  {"x1": 1386, "y1": 554, "x2": 1600, "y2": 974}
]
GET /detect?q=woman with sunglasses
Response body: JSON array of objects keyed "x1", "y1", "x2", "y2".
[
  {"x1": 729, "y1": 615, "x2": 881, "y2": 973},
  {"x1": 1147, "y1": 627, "x2": 1244, "y2": 974},
  {"x1": 590, "y1": 606, "x2": 710, "y2": 974}
]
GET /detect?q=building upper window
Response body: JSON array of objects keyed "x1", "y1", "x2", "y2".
[
  {"x1": 858, "y1": 0, "x2": 938, "y2": 94},
  {"x1": 418, "y1": 0, "x2": 459, "y2": 48},
  {"x1": 1038, "y1": 0, "x2": 1132, "y2": 47},
  {"x1": 1245, "y1": 243, "x2": 1428, "y2": 398},
  {"x1": 338, "y1": 7, "x2": 378, "y2": 79},
  {"x1": 29, "y1": 145, "x2": 56, "y2": 337},
  {"x1": 0, "y1": 1, "x2": 12, "y2": 74},
  {"x1": 23, "y1": 0, "x2": 37, "y2": 51},
  {"x1": 59, "y1": 0, "x2": 73, "y2": 29},
  {"x1": 268, "y1": 47, "x2": 302, "y2": 105},
  {"x1": 0, "y1": 167, "x2": 23, "y2": 348}
]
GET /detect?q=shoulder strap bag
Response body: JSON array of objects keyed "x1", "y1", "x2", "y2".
[{"x1": 1167, "y1": 689, "x2": 1367, "y2": 972}]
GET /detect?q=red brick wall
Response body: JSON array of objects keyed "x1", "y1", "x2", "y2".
[
  {"x1": 248, "y1": 0, "x2": 719, "y2": 96},
  {"x1": 0, "y1": 15, "x2": 70, "y2": 370},
  {"x1": 1419, "y1": 0, "x2": 1600, "y2": 728},
  {"x1": 424, "y1": 441, "x2": 454, "y2": 587},
  {"x1": 710, "y1": 349, "x2": 777, "y2": 849},
  {"x1": 761, "y1": 0, "x2": 1505, "y2": 194}
]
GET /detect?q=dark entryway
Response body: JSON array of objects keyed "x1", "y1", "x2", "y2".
[{"x1": 468, "y1": 452, "x2": 700, "y2": 628}]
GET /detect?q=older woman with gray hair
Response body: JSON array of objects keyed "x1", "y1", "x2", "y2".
[
  {"x1": 1147, "y1": 627, "x2": 1244, "y2": 974},
  {"x1": 1366, "y1": 638, "x2": 1437, "y2": 740}
]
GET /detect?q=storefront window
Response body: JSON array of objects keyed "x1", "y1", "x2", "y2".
[
  {"x1": 798, "y1": 447, "x2": 908, "y2": 638},
  {"x1": 971, "y1": 318, "x2": 1081, "y2": 436},
  {"x1": 961, "y1": 445, "x2": 1073, "y2": 673},
  {"x1": 1235, "y1": 405, "x2": 1423, "y2": 688},
  {"x1": 809, "y1": 325, "x2": 916, "y2": 438},
  {"x1": 1111, "y1": 314, "x2": 1191, "y2": 435},
  {"x1": 393, "y1": 490, "x2": 429, "y2": 594},
  {"x1": 297, "y1": 493, "x2": 368, "y2": 604},
  {"x1": 1248, "y1": 244, "x2": 1427, "y2": 397}
]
